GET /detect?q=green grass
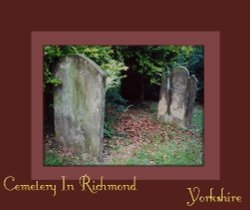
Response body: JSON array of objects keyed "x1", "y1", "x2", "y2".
[
  {"x1": 45, "y1": 105, "x2": 204, "y2": 166},
  {"x1": 126, "y1": 138, "x2": 203, "y2": 166},
  {"x1": 44, "y1": 152, "x2": 63, "y2": 166},
  {"x1": 191, "y1": 105, "x2": 204, "y2": 135},
  {"x1": 120, "y1": 105, "x2": 204, "y2": 166},
  {"x1": 44, "y1": 150, "x2": 99, "y2": 166}
]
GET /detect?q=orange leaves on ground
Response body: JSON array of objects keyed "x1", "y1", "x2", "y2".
[{"x1": 113, "y1": 109, "x2": 161, "y2": 142}]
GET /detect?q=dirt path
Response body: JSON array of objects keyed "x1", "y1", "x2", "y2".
[
  {"x1": 44, "y1": 104, "x2": 203, "y2": 166},
  {"x1": 103, "y1": 106, "x2": 169, "y2": 164},
  {"x1": 103, "y1": 104, "x2": 203, "y2": 165}
]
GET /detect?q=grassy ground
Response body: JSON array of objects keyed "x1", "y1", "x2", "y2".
[
  {"x1": 44, "y1": 102, "x2": 204, "y2": 166},
  {"x1": 103, "y1": 103, "x2": 203, "y2": 166}
]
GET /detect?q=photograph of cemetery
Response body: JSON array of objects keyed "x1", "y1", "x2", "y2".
[{"x1": 43, "y1": 45, "x2": 204, "y2": 166}]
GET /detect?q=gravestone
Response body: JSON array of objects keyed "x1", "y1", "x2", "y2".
[
  {"x1": 185, "y1": 75, "x2": 198, "y2": 127},
  {"x1": 157, "y1": 66, "x2": 198, "y2": 129},
  {"x1": 53, "y1": 54, "x2": 106, "y2": 161},
  {"x1": 157, "y1": 72, "x2": 170, "y2": 120}
]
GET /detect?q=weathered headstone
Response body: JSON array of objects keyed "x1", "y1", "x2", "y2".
[
  {"x1": 53, "y1": 55, "x2": 106, "y2": 161},
  {"x1": 157, "y1": 66, "x2": 198, "y2": 129},
  {"x1": 185, "y1": 75, "x2": 198, "y2": 127},
  {"x1": 168, "y1": 66, "x2": 190, "y2": 128},
  {"x1": 157, "y1": 72, "x2": 170, "y2": 120}
]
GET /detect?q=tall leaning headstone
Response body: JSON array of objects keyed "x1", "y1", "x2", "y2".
[
  {"x1": 157, "y1": 72, "x2": 170, "y2": 120},
  {"x1": 53, "y1": 55, "x2": 106, "y2": 161},
  {"x1": 157, "y1": 66, "x2": 198, "y2": 129}
]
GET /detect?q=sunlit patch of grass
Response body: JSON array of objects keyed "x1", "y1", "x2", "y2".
[{"x1": 126, "y1": 137, "x2": 203, "y2": 166}]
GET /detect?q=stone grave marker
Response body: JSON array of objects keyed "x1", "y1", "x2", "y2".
[
  {"x1": 53, "y1": 54, "x2": 106, "y2": 161},
  {"x1": 158, "y1": 66, "x2": 198, "y2": 129}
]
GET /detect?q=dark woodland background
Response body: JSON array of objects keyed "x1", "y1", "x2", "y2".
[
  {"x1": 44, "y1": 45, "x2": 204, "y2": 135},
  {"x1": 44, "y1": 46, "x2": 204, "y2": 166}
]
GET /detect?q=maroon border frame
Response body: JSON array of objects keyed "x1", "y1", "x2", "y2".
[{"x1": 31, "y1": 31, "x2": 220, "y2": 180}]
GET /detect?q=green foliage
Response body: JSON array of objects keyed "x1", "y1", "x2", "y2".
[
  {"x1": 106, "y1": 88, "x2": 127, "y2": 106},
  {"x1": 43, "y1": 45, "x2": 128, "y2": 92},
  {"x1": 104, "y1": 87, "x2": 127, "y2": 139},
  {"x1": 104, "y1": 112, "x2": 117, "y2": 139},
  {"x1": 103, "y1": 88, "x2": 127, "y2": 139},
  {"x1": 44, "y1": 45, "x2": 204, "y2": 142},
  {"x1": 188, "y1": 46, "x2": 204, "y2": 103},
  {"x1": 104, "y1": 124, "x2": 115, "y2": 139},
  {"x1": 149, "y1": 102, "x2": 158, "y2": 113},
  {"x1": 44, "y1": 46, "x2": 63, "y2": 88},
  {"x1": 117, "y1": 46, "x2": 195, "y2": 85},
  {"x1": 188, "y1": 46, "x2": 204, "y2": 73},
  {"x1": 44, "y1": 45, "x2": 203, "y2": 101}
]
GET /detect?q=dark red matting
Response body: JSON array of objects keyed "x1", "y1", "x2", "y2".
[{"x1": 1, "y1": 1, "x2": 249, "y2": 209}]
